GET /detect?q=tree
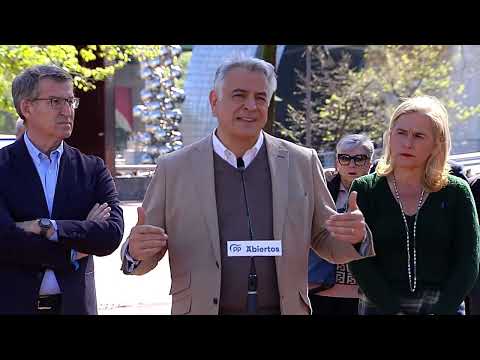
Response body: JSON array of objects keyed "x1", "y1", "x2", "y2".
[
  {"x1": 260, "y1": 45, "x2": 277, "y2": 135},
  {"x1": 0, "y1": 45, "x2": 164, "y2": 132},
  {"x1": 279, "y1": 45, "x2": 480, "y2": 152}
]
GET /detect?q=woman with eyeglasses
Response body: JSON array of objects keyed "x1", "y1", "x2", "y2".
[
  {"x1": 349, "y1": 95, "x2": 480, "y2": 315},
  {"x1": 308, "y1": 134, "x2": 374, "y2": 315}
]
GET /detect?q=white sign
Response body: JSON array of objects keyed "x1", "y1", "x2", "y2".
[{"x1": 227, "y1": 240, "x2": 282, "y2": 257}]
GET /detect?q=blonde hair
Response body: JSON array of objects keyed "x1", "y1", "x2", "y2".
[{"x1": 376, "y1": 95, "x2": 451, "y2": 192}]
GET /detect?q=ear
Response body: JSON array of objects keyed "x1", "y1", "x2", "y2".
[
  {"x1": 209, "y1": 89, "x2": 218, "y2": 116},
  {"x1": 19, "y1": 99, "x2": 32, "y2": 120}
]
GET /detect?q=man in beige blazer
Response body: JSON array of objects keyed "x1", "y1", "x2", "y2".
[{"x1": 120, "y1": 56, "x2": 374, "y2": 315}]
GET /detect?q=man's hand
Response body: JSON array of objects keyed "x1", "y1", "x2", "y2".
[
  {"x1": 325, "y1": 191, "x2": 366, "y2": 244},
  {"x1": 87, "y1": 202, "x2": 111, "y2": 221},
  {"x1": 16, "y1": 203, "x2": 112, "y2": 260},
  {"x1": 15, "y1": 220, "x2": 38, "y2": 234},
  {"x1": 16, "y1": 219, "x2": 56, "y2": 238},
  {"x1": 128, "y1": 207, "x2": 168, "y2": 261}
]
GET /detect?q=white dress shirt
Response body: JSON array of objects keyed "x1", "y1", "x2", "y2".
[
  {"x1": 24, "y1": 132, "x2": 63, "y2": 295},
  {"x1": 335, "y1": 181, "x2": 349, "y2": 213},
  {"x1": 212, "y1": 129, "x2": 264, "y2": 169}
]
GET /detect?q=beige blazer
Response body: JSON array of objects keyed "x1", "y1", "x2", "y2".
[{"x1": 121, "y1": 133, "x2": 374, "y2": 315}]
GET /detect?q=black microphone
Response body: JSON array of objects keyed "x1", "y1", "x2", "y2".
[{"x1": 237, "y1": 157, "x2": 257, "y2": 315}]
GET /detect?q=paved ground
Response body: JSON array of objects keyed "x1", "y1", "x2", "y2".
[{"x1": 95, "y1": 201, "x2": 172, "y2": 315}]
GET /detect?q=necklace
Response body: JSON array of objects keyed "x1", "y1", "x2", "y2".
[{"x1": 392, "y1": 175, "x2": 425, "y2": 293}]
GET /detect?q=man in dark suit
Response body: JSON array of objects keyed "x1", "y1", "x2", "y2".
[{"x1": 0, "y1": 65, "x2": 124, "y2": 314}]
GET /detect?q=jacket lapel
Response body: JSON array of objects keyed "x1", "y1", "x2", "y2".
[
  {"x1": 11, "y1": 137, "x2": 50, "y2": 217},
  {"x1": 265, "y1": 133, "x2": 289, "y2": 241},
  {"x1": 51, "y1": 144, "x2": 74, "y2": 219},
  {"x1": 265, "y1": 134, "x2": 290, "y2": 302},
  {"x1": 190, "y1": 135, "x2": 221, "y2": 264}
]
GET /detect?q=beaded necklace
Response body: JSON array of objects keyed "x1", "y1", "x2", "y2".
[{"x1": 392, "y1": 175, "x2": 426, "y2": 293}]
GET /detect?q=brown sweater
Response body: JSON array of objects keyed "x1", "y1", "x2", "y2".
[{"x1": 214, "y1": 143, "x2": 280, "y2": 314}]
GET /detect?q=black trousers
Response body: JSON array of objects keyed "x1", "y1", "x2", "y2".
[{"x1": 310, "y1": 295, "x2": 359, "y2": 315}]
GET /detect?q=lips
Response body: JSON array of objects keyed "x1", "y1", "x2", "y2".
[
  {"x1": 400, "y1": 153, "x2": 414, "y2": 157},
  {"x1": 237, "y1": 117, "x2": 256, "y2": 122}
]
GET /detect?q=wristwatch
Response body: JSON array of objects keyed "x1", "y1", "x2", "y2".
[{"x1": 38, "y1": 218, "x2": 52, "y2": 238}]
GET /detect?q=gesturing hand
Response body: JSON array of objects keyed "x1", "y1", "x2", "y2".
[
  {"x1": 128, "y1": 207, "x2": 168, "y2": 261},
  {"x1": 325, "y1": 191, "x2": 366, "y2": 244}
]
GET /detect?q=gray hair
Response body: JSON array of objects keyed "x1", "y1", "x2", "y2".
[
  {"x1": 336, "y1": 134, "x2": 374, "y2": 159},
  {"x1": 15, "y1": 117, "x2": 24, "y2": 132},
  {"x1": 12, "y1": 65, "x2": 73, "y2": 120},
  {"x1": 213, "y1": 55, "x2": 277, "y2": 103}
]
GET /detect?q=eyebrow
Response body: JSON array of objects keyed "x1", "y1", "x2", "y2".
[
  {"x1": 231, "y1": 88, "x2": 267, "y2": 97},
  {"x1": 339, "y1": 154, "x2": 368, "y2": 157},
  {"x1": 396, "y1": 127, "x2": 426, "y2": 135}
]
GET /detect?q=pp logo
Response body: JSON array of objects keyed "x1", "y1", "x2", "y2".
[{"x1": 229, "y1": 243, "x2": 242, "y2": 253}]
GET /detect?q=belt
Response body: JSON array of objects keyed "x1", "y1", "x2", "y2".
[{"x1": 37, "y1": 294, "x2": 62, "y2": 314}]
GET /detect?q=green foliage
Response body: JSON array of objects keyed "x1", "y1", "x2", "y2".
[
  {"x1": 0, "y1": 111, "x2": 15, "y2": 134},
  {"x1": 175, "y1": 50, "x2": 192, "y2": 89},
  {"x1": 281, "y1": 45, "x2": 480, "y2": 152},
  {"x1": 0, "y1": 45, "x2": 165, "y2": 133}
]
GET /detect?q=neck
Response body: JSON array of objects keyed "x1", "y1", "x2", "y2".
[
  {"x1": 392, "y1": 167, "x2": 424, "y2": 188},
  {"x1": 216, "y1": 128, "x2": 259, "y2": 158},
  {"x1": 341, "y1": 178, "x2": 352, "y2": 190},
  {"x1": 26, "y1": 131, "x2": 61, "y2": 156}
]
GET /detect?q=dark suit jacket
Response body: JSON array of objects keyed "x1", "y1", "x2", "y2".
[
  {"x1": 0, "y1": 136, "x2": 124, "y2": 314},
  {"x1": 326, "y1": 173, "x2": 342, "y2": 203}
]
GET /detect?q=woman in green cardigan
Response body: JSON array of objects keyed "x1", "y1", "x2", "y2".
[{"x1": 349, "y1": 95, "x2": 480, "y2": 315}]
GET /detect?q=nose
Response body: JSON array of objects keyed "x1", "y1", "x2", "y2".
[
  {"x1": 243, "y1": 95, "x2": 257, "y2": 111},
  {"x1": 59, "y1": 101, "x2": 74, "y2": 116},
  {"x1": 405, "y1": 133, "x2": 414, "y2": 148}
]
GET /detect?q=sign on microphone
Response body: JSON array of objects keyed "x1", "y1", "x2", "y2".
[{"x1": 227, "y1": 240, "x2": 282, "y2": 257}]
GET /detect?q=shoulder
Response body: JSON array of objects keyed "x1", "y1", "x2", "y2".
[
  {"x1": 0, "y1": 142, "x2": 14, "y2": 164},
  {"x1": 326, "y1": 171, "x2": 340, "y2": 183},
  {"x1": 351, "y1": 172, "x2": 384, "y2": 191},
  {"x1": 0, "y1": 139, "x2": 24, "y2": 170},
  {"x1": 264, "y1": 133, "x2": 316, "y2": 157},
  {"x1": 63, "y1": 143, "x2": 106, "y2": 169},
  {"x1": 468, "y1": 174, "x2": 480, "y2": 189},
  {"x1": 445, "y1": 174, "x2": 470, "y2": 192},
  {"x1": 157, "y1": 135, "x2": 210, "y2": 165},
  {"x1": 326, "y1": 172, "x2": 341, "y2": 185},
  {"x1": 440, "y1": 174, "x2": 472, "y2": 199}
]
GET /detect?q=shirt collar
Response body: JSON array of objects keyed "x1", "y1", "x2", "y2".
[
  {"x1": 24, "y1": 131, "x2": 64, "y2": 165},
  {"x1": 212, "y1": 129, "x2": 264, "y2": 168},
  {"x1": 339, "y1": 180, "x2": 349, "y2": 193}
]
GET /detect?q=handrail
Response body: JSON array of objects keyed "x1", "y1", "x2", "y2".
[
  {"x1": 114, "y1": 151, "x2": 480, "y2": 177},
  {"x1": 450, "y1": 152, "x2": 480, "y2": 161},
  {"x1": 116, "y1": 164, "x2": 156, "y2": 172}
]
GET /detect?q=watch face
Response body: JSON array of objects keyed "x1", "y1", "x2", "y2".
[{"x1": 40, "y1": 218, "x2": 51, "y2": 227}]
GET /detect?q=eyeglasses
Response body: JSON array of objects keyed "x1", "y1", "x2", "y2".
[
  {"x1": 31, "y1": 96, "x2": 80, "y2": 110},
  {"x1": 337, "y1": 154, "x2": 369, "y2": 166}
]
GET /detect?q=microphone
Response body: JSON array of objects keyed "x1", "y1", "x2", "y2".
[{"x1": 237, "y1": 157, "x2": 257, "y2": 315}]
